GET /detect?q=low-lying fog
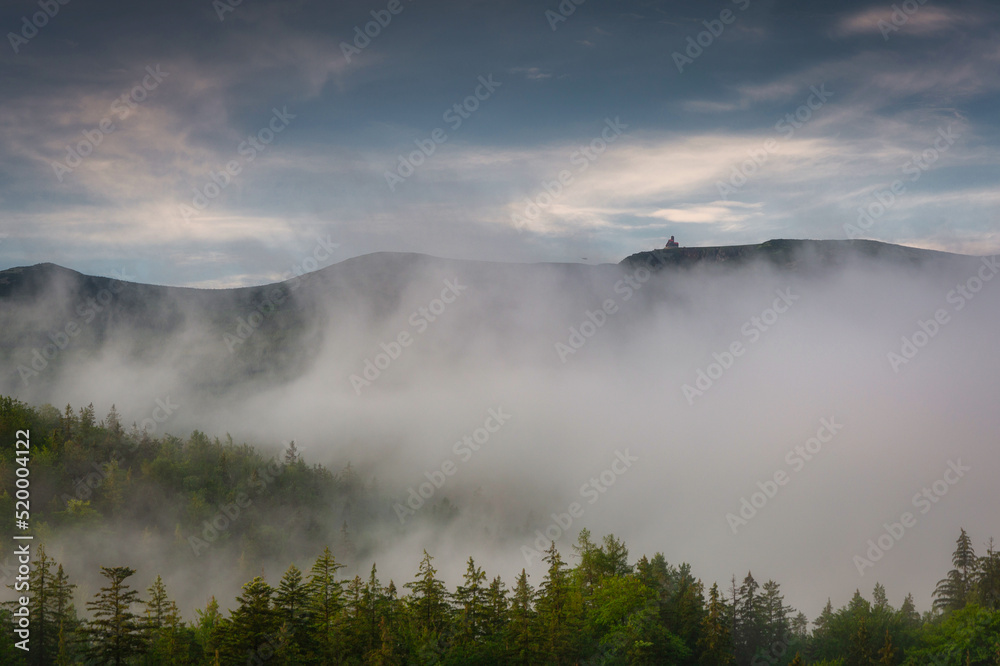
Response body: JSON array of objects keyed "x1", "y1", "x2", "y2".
[{"x1": 4, "y1": 243, "x2": 999, "y2": 622}]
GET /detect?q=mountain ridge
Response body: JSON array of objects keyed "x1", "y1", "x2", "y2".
[{"x1": 0, "y1": 238, "x2": 972, "y2": 295}]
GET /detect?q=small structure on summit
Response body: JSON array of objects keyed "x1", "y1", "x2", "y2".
[{"x1": 664, "y1": 235, "x2": 679, "y2": 249}]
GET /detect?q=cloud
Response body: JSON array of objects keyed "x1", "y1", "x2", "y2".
[
  {"x1": 837, "y1": 5, "x2": 976, "y2": 38},
  {"x1": 647, "y1": 202, "x2": 764, "y2": 225},
  {"x1": 509, "y1": 66, "x2": 553, "y2": 81}
]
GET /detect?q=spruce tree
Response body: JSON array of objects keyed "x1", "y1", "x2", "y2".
[
  {"x1": 934, "y1": 528, "x2": 978, "y2": 612},
  {"x1": 404, "y1": 550, "x2": 450, "y2": 637},
  {"x1": 454, "y1": 556, "x2": 488, "y2": 646},
  {"x1": 24, "y1": 546, "x2": 56, "y2": 665},
  {"x1": 275, "y1": 564, "x2": 311, "y2": 658},
  {"x1": 734, "y1": 571, "x2": 761, "y2": 665},
  {"x1": 361, "y1": 563, "x2": 383, "y2": 654},
  {"x1": 483, "y1": 575, "x2": 509, "y2": 645},
  {"x1": 219, "y1": 576, "x2": 279, "y2": 662},
  {"x1": 976, "y1": 538, "x2": 1000, "y2": 610},
  {"x1": 195, "y1": 596, "x2": 223, "y2": 660},
  {"x1": 84, "y1": 566, "x2": 147, "y2": 665},
  {"x1": 698, "y1": 582, "x2": 734, "y2": 665},
  {"x1": 507, "y1": 569, "x2": 536, "y2": 665},
  {"x1": 144, "y1": 575, "x2": 183, "y2": 663},
  {"x1": 10, "y1": 547, "x2": 77, "y2": 666},
  {"x1": 535, "y1": 542, "x2": 580, "y2": 665},
  {"x1": 306, "y1": 546, "x2": 344, "y2": 664}
]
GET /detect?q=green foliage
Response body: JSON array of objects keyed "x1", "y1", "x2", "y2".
[
  {"x1": 904, "y1": 604, "x2": 1000, "y2": 665},
  {"x1": 405, "y1": 550, "x2": 451, "y2": 639},
  {"x1": 935, "y1": 529, "x2": 978, "y2": 613},
  {"x1": 6, "y1": 397, "x2": 1000, "y2": 664},
  {"x1": 84, "y1": 566, "x2": 147, "y2": 665}
]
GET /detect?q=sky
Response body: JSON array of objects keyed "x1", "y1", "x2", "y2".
[
  {"x1": 0, "y1": 0, "x2": 998, "y2": 287},
  {"x1": 1, "y1": 0, "x2": 1000, "y2": 622}
]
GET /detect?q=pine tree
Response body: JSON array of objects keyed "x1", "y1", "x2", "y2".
[
  {"x1": 899, "y1": 593, "x2": 920, "y2": 628},
  {"x1": 934, "y1": 528, "x2": 978, "y2": 613},
  {"x1": 483, "y1": 575, "x2": 509, "y2": 643},
  {"x1": 734, "y1": 571, "x2": 761, "y2": 665},
  {"x1": 760, "y1": 580, "x2": 790, "y2": 651},
  {"x1": 670, "y1": 564, "x2": 706, "y2": 652},
  {"x1": 219, "y1": 576, "x2": 280, "y2": 662},
  {"x1": 84, "y1": 566, "x2": 147, "y2": 665},
  {"x1": 404, "y1": 550, "x2": 450, "y2": 637},
  {"x1": 275, "y1": 564, "x2": 310, "y2": 660},
  {"x1": 145, "y1": 575, "x2": 180, "y2": 630},
  {"x1": 7, "y1": 547, "x2": 77, "y2": 666},
  {"x1": 79, "y1": 403, "x2": 96, "y2": 436},
  {"x1": 306, "y1": 546, "x2": 344, "y2": 665},
  {"x1": 375, "y1": 580, "x2": 407, "y2": 663},
  {"x1": 791, "y1": 611, "x2": 809, "y2": 640},
  {"x1": 22, "y1": 546, "x2": 56, "y2": 665},
  {"x1": 601, "y1": 534, "x2": 632, "y2": 577},
  {"x1": 507, "y1": 569, "x2": 536, "y2": 665},
  {"x1": 454, "y1": 556, "x2": 488, "y2": 645},
  {"x1": 361, "y1": 563, "x2": 383, "y2": 654},
  {"x1": 104, "y1": 405, "x2": 123, "y2": 440},
  {"x1": 976, "y1": 538, "x2": 1000, "y2": 610},
  {"x1": 814, "y1": 598, "x2": 835, "y2": 636},
  {"x1": 283, "y1": 440, "x2": 300, "y2": 465},
  {"x1": 195, "y1": 596, "x2": 223, "y2": 659},
  {"x1": 144, "y1": 575, "x2": 183, "y2": 663},
  {"x1": 872, "y1": 582, "x2": 889, "y2": 611},
  {"x1": 535, "y1": 542, "x2": 580, "y2": 665},
  {"x1": 698, "y1": 582, "x2": 734, "y2": 665},
  {"x1": 573, "y1": 529, "x2": 602, "y2": 605},
  {"x1": 342, "y1": 575, "x2": 366, "y2": 661}
]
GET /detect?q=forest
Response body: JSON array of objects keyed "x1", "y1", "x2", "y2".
[{"x1": 1, "y1": 395, "x2": 999, "y2": 665}]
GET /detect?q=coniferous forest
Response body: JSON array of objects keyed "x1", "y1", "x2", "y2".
[{"x1": 2, "y1": 396, "x2": 999, "y2": 664}]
